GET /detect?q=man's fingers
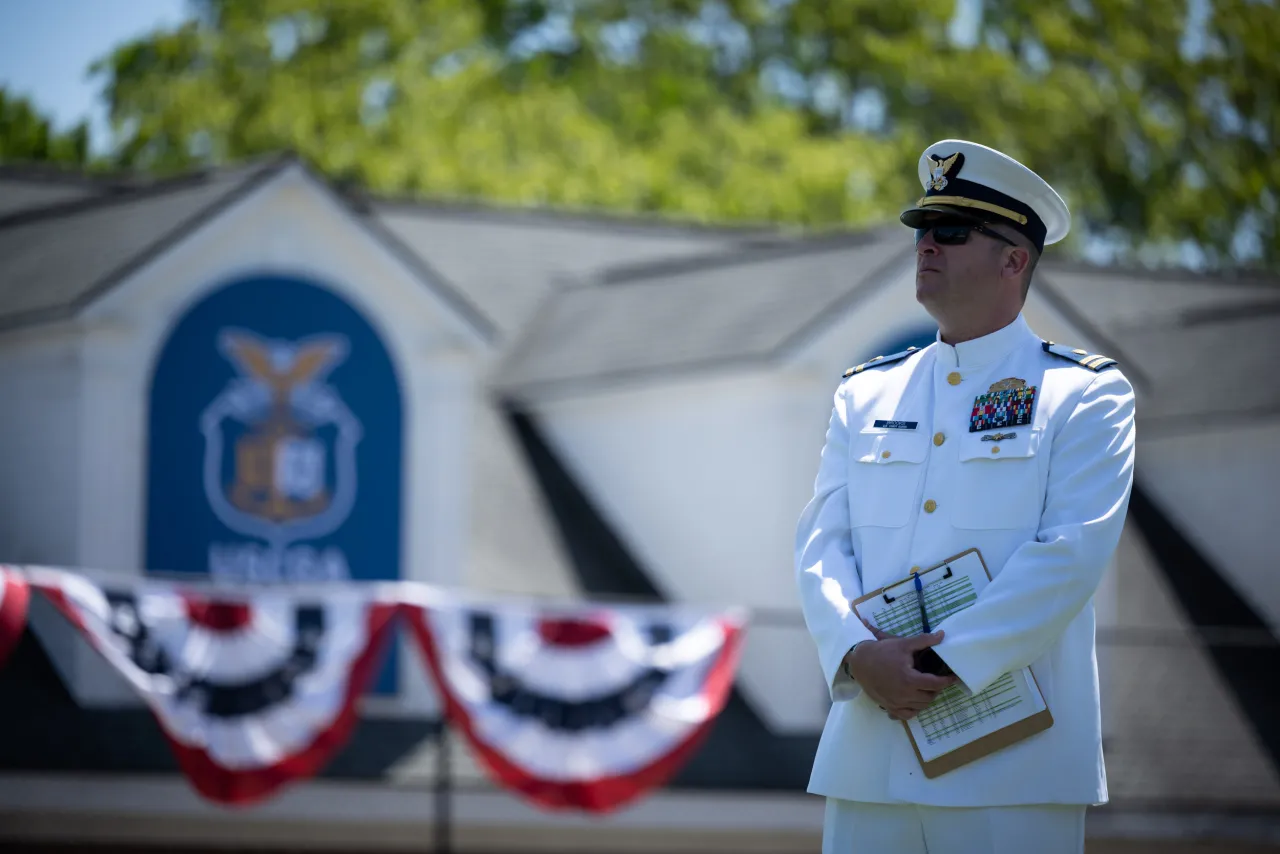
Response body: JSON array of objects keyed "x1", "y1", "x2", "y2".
[
  {"x1": 906, "y1": 670, "x2": 959, "y2": 692},
  {"x1": 892, "y1": 692, "x2": 940, "y2": 712},
  {"x1": 862, "y1": 619, "x2": 893, "y2": 641},
  {"x1": 903, "y1": 630, "x2": 945, "y2": 652}
]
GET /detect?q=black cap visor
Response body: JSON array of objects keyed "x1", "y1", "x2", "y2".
[{"x1": 899, "y1": 204, "x2": 994, "y2": 229}]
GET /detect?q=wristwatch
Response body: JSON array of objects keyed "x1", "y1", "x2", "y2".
[{"x1": 841, "y1": 640, "x2": 867, "y2": 679}]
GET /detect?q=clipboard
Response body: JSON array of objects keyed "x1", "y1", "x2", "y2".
[{"x1": 851, "y1": 548, "x2": 1054, "y2": 779}]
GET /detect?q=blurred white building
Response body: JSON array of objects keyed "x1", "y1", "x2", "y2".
[{"x1": 0, "y1": 157, "x2": 1278, "y2": 852}]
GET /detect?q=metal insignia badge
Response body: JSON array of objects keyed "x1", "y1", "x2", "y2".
[
  {"x1": 970, "y1": 378, "x2": 1037, "y2": 433},
  {"x1": 928, "y1": 152, "x2": 964, "y2": 191}
]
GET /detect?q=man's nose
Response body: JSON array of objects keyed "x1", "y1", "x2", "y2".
[{"x1": 916, "y1": 233, "x2": 940, "y2": 255}]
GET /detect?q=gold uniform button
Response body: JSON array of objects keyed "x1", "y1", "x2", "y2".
[
  {"x1": 933, "y1": 432, "x2": 945, "y2": 446},
  {"x1": 991, "y1": 445, "x2": 1000, "y2": 454},
  {"x1": 881, "y1": 450, "x2": 891, "y2": 459},
  {"x1": 923, "y1": 499, "x2": 937, "y2": 513},
  {"x1": 1072, "y1": 348, "x2": 1088, "y2": 355},
  {"x1": 947, "y1": 372, "x2": 961, "y2": 386}
]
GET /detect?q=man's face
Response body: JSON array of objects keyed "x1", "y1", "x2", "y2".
[{"x1": 913, "y1": 219, "x2": 1011, "y2": 315}]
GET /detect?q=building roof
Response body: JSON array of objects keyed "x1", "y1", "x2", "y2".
[
  {"x1": 1035, "y1": 265, "x2": 1280, "y2": 433},
  {"x1": 0, "y1": 162, "x2": 137, "y2": 217},
  {"x1": 0, "y1": 157, "x2": 781, "y2": 341},
  {"x1": 0, "y1": 158, "x2": 290, "y2": 331},
  {"x1": 364, "y1": 195, "x2": 780, "y2": 337},
  {"x1": 489, "y1": 221, "x2": 1280, "y2": 406},
  {"x1": 5, "y1": 154, "x2": 1274, "y2": 397},
  {"x1": 495, "y1": 230, "x2": 911, "y2": 398},
  {"x1": 1119, "y1": 306, "x2": 1280, "y2": 430},
  {"x1": 0, "y1": 157, "x2": 500, "y2": 342},
  {"x1": 0, "y1": 174, "x2": 104, "y2": 217}
]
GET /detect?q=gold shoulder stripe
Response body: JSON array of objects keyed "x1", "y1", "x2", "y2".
[
  {"x1": 841, "y1": 346, "x2": 922, "y2": 379},
  {"x1": 1041, "y1": 341, "x2": 1118, "y2": 372}
]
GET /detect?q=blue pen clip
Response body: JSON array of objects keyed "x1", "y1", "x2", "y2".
[{"x1": 913, "y1": 571, "x2": 930, "y2": 634}]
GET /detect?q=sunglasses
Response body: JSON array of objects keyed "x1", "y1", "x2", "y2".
[{"x1": 915, "y1": 223, "x2": 1018, "y2": 248}]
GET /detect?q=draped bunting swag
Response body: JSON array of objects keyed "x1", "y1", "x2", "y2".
[
  {"x1": 0, "y1": 565, "x2": 744, "y2": 813},
  {"x1": 0, "y1": 566, "x2": 30, "y2": 669}
]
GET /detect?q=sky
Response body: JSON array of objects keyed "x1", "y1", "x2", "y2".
[{"x1": 0, "y1": 0, "x2": 192, "y2": 153}]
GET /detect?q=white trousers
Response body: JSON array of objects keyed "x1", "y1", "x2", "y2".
[{"x1": 823, "y1": 798, "x2": 1087, "y2": 854}]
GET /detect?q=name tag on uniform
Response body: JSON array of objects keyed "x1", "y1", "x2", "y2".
[{"x1": 873, "y1": 420, "x2": 918, "y2": 430}]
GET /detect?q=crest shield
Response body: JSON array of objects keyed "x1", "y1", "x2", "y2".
[{"x1": 200, "y1": 329, "x2": 362, "y2": 552}]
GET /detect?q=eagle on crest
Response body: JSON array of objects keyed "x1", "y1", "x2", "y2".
[{"x1": 928, "y1": 152, "x2": 963, "y2": 191}]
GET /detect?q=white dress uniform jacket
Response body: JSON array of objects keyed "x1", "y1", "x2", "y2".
[{"x1": 795, "y1": 313, "x2": 1136, "y2": 808}]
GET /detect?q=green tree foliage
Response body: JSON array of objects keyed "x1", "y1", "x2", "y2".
[
  {"x1": 0, "y1": 89, "x2": 90, "y2": 165},
  {"x1": 762, "y1": 0, "x2": 1278, "y2": 267},
  {"x1": 94, "y1": 0, "x2": 1277, "y2": 268}
]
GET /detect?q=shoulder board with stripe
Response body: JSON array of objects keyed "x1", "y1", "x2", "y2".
[
  {"x1": 842, "y1": 346, "x2": 923, "y2": 379},
  {"x1": 1042, "y1": 341, "x2": 1118, "y2": 372}
]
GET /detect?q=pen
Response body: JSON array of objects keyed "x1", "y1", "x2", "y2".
[{"x1": 914, "y1": 571, "x2": 930, "y2": 633}]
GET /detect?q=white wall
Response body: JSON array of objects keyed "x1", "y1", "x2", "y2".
[
  {"x1": 0, "y1": 325, "x2": 83, "y2": 567},
  {"x1": 534, "y1": 369, "x2": 832, "y2": 732},
  {"x1": 5, "y1": 165, "x2": 485, "y2": 711},
  {"x1": 0, "y1": 326, "x2": 96, "y2": 700}
]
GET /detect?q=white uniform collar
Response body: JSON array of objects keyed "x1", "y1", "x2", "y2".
[{"x1": 934, "y1": 313, "x2": 1036, "y2": 370}]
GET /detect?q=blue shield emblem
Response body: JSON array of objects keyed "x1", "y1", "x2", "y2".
[{"x1": 201, "y1": 329, "x2": 362, "y2": 554}]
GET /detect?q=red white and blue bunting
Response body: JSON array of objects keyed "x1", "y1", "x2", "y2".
[
  {"x1": 0, "y1": 565, "x2": 744, "y2": 813},
  {"x1": 0, "y1": 565, "x2": 30, "y2": 668},
  {"x1": 405, "y1": 592, "x2": 744, "y2": 812},
  {"x1": 21, "y1": 566, "x2": 402, "y2": 805}
]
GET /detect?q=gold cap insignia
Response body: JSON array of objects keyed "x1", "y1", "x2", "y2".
[{"x1": 927, "y1": 152, "x2": 964, "y2": 192}]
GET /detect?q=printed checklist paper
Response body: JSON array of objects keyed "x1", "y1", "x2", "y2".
[{"x1": 852, "y1": 549, "x2": 1054, "y2": 776}]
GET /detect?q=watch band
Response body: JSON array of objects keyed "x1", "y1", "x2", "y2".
[{"x1": 841, "y1": 640, "x2": 868, "y2": 679}]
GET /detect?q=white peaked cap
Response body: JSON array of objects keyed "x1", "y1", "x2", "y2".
[{"x1": 899, "y1": 139, "x2": 1071, "y2": 251}]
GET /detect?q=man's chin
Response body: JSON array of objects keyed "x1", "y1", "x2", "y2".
[{"x1": 915, "y1": 277, "x2": 943, "y2": 305}]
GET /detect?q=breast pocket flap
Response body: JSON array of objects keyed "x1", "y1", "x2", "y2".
[
  {"x1": 957, "y1": 425, "x2": 1044, "y2": 462},
  {"x1": 852, "y1": 429, "x2": 929, "y2": 465}
]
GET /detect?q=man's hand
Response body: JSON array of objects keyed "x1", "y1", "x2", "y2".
[{"x1": 844, "y1": 625, "x2": 958, "y2": 721}]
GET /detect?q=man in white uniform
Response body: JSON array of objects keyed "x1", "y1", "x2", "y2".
[{"x1": 794, "y1": 140, "x2": 1137, "y2": 853}]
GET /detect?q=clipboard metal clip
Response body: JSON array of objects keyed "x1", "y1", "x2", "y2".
[{"x1": 882, "y1": 564, "x2": 953, "y2": 603}]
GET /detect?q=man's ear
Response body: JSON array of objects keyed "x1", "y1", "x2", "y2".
[{"x1": 1003, "y1": 246, "x2": 1031, "y2": 280}]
